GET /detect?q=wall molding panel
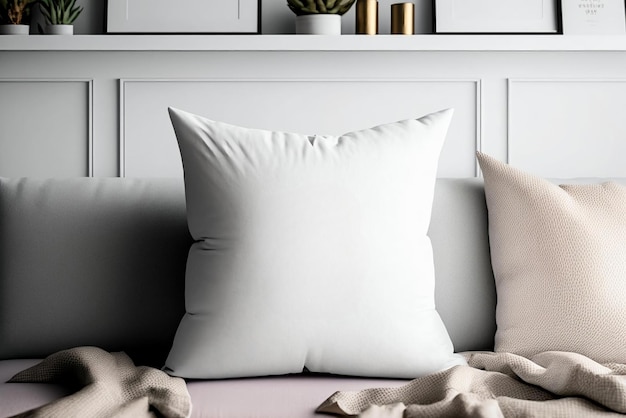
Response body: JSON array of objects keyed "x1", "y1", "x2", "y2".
[
  {"x1": 2, "y1": 47, "x2": 626, "y2": 178},
  {"x1": 508, "y1": 78, "x2": 626, "y2": 178},
  {"x1": 119, "y1": 78, "x2": 482, "y2": 178},
  {"x1": 0, "y1": 78, "x2": 93, "y2": 177}
]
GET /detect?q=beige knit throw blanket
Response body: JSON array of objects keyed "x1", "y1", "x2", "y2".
[
  {"x1": 318, "y1": 351, "x2": 626, "y2": 418},
  {"x1": 7, "y1": 346, "x2": 191, "y2": 418}
]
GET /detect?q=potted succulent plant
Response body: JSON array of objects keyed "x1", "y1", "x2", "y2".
[
  {"x1": 38, "y1": 0, "x2": 82, "y2": 35},
  {"x1": 0, "y1": 0, "x2": 37, "y2": 35},
  {"x1": 287, "y1": 0, "x2": 356, "y2": 35}
]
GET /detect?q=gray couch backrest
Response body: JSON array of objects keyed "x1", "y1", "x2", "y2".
[
  {"x1": 0, "y1": 177, "x2": 496, "y2": 366},
  {"x1": 0, "y1": 178, "x2": 191, "y2": 366},
  {"x1": 430, "y1": 178, "x2": 496, "y2": 352}
]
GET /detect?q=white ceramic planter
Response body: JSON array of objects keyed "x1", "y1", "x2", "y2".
[
  {"x1": 46, "y1": 25, "x2": 74, "y2": 35},
  {"x1": 296, "y1": 14, "x2": 341, "y2": 35},
  {"x1": 0, "y1": 24, "x2": 29, "y2": 35}
]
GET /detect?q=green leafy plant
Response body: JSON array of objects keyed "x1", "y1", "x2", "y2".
[
  {"x1": 38, "y1": 0, "x2": 82, "y2": 25},
  {"x1": 287, "y1": 0, "x2": 356, "y2": 16},
  {"x1": 0, "y1": 0, "x2": 37, "y2": 25}
]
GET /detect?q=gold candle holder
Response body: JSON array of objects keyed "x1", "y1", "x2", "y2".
[
  {"x1": 356, "y1": 0, "x2": 378, "y2": 35},
  {"x1": 391, "y1": 2, "x2": 414, "y2": 35}
]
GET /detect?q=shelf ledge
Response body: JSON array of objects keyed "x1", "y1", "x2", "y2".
[{"x1": 2, "y1": 34, "x2": 626, "y2": 52}]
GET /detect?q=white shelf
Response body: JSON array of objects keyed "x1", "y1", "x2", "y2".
[{"x1": 2, "y1": 34, "x2": 626, "y2": 52}]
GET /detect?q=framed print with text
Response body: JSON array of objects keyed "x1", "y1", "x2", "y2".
[{"x1": 561, "y1": 0, "x2": 626, "y2": 34}]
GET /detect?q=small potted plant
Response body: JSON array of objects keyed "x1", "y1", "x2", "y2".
[
  {"x1": 0, "y1": 0, "x2": 37, "y2": 35},
  {"x1": 38, "y1": 0, "x2": 82, "y2": 35},
  {"x1": 287, "y1": 0, "x2": 356, "y2": 35}
]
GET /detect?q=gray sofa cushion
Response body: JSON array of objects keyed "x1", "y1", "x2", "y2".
[
  {"x1": 0, "y1": 178, "x2": 191, "y2": 366},
  {"x1": 430, "y1": 178, "x2": 496, "y2": 352},
  {"x1": 0, "y1": 177, "x2": 496, "y2": 366}
]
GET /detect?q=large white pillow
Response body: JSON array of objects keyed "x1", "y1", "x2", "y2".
[
  {"x1": 477, "y1": 152, "x2": 626, "y2": 363},
  {"x1": 165, "y1": 107, "x2": 464, "y2": 379}
]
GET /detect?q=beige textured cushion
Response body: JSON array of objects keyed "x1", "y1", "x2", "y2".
[{"x1": 477, "y1": 152, "x2": 626, "y2": 363}]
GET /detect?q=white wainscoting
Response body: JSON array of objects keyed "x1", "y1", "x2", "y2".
[
  {"x1": 0, "y1": 79, "x2": 93, "y2": 177},
  {"x1": 508, "y1": 78, "x2": 626, "y2": 178},
  {"x1": 120, "y1": 78, "x2": 481, "y2": 178},
  {"x1": 1, "y1": 41, "x2": 626, "y2": 179}
]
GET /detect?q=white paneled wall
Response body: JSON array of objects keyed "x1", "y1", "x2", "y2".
[
  {"x1": 0, "y1": 79, "x2": 92, "y2": 177},
  {"x1": 508, "y1": 79, "x2": 626, "y2": 178},
  {"x1": 121, "y1": 78, "x2": 479, "y2": 177},
  {"x1": 1, "y1": 40, "x2": 626, "y2": 178}
]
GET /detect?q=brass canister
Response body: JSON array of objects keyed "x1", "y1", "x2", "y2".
[
  {"x1": 356, "y1": 0, "x2": 378, "y2": 35},
  {"x1": 391, "y1": 2, "x2": 414, "y2": 35}
]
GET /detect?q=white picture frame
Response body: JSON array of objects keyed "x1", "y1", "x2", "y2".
[
  {"x1": 434, "y1": 0, "x2": 559, "y2": 34},
  {"x1": 106, "y1": 0, "x2": 261, "y2": 34},
  {"x1": 561, "y1": 0, "x2": 626, "y2": 35}
]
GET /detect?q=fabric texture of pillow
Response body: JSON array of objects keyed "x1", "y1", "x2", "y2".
[
  {"x1": 165, "y1": 107, "x2": 464, "y2": 379},
  {"x1": 477, "y1": 152, "x2": 626, "y2": 363}
]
